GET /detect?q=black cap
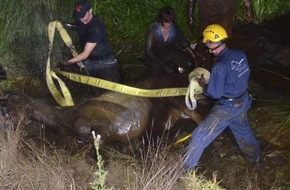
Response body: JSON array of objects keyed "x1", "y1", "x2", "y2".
[{"x1": 73, "y1": 1, "x2": 91, "y2": 19}]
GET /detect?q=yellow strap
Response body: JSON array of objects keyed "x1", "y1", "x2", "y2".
[
  {"x1": 46, "y1": 20, "x2": 191, "y2": 105},
  {"x1": 185, "y1": 67, "x2": 210, "y2": 110},
  {"x1": 172, "y1": 134, "x2": 192, "y2": 146},
  {"x1": 55, "y1": 21, "x2": 88, "y2": 73},
  {"x1": 55, "y1": 70, "x2": 189, "y2": 97},
  {"x1": 55, "y1": 21, "x2": 79, "y2": 57},
  {"x1": 165, "y1": 134, "x2": 192, "y2": 150},
  {"x1": 46, "y1": 20, "x2": 208, "y2": 106},
  {"x1": 185, "y1": 78, "x2": 202, "y2": 110},
  {"x1": 46, "y1": 21, "x2": 74, "y2": 106}
]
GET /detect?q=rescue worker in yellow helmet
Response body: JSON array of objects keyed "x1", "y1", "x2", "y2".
[
  {"x1": 183, "y1": 24, "x2": 260, "y2": 170},
  {"x1": 202, "y1": 24, "x2": 228, "y2": 55}
]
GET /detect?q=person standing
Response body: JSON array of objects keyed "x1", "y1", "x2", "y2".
[
  {"x1": 145, "y1": 7, "x2": 196, "y2": 75},
  {"x1": 187, "y1": 0, "x2": 254, "y2": 70},
  {"x1": 60, "y1": 0, "x2": 121, "y2": 83},
  {"x1": 183, "y1": 24, "x2": 260, "y2": 170}
]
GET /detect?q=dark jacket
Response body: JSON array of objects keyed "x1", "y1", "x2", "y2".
[
  {"x1": 76, "y1": 16, "x2": 113, "y2": 61},
  {"x1": 145, "y1": 22, "x2": 190, "y2": 65}
]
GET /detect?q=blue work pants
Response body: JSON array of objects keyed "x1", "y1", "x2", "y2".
[{"x1": 183, "y1": 92, "x2": 260, "y2": 170}]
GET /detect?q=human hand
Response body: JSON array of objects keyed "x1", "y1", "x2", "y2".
[
  {"x1": 197, "y1": 73, "x2": 205, "y2": 87},
  {"x1": 57, "y1": 61, "x2": 70, "y2": 70}
]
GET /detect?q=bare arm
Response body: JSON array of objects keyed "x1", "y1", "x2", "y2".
[
  {"x1": 243, "y1": 0, "x2": 254, "y2": 21},
  {"x1": 67, "y1": 42, "x2": 97, "y2": 64}
]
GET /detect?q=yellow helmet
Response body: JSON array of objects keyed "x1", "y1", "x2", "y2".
[{"x1": 202, "y1": 24, "x2": 228, "y2": 43}]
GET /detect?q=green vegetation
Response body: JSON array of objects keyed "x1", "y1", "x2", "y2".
[
  {"x1": 0, "y1": 0, "x2": 288, "y2": 78},
  {"x1": 92, "y1": 0, "x2": 191, "y2": 57},
  {"x1": 235, "y1": 0, "x2": 290, "y2": 23},
  {"x1": 0, "y1": 118, "x2": 226, "y2": 189},
  {"x1": 90, "y1": 131, "x2": 113, "y2": 190}
]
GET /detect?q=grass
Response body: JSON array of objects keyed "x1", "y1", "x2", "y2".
[
  {"x1": 234, "y1": 0, "x2": 289, "y2": 24},
  {"x1": 249, "y1": 104, "x2": 290, "y2": 148},
  {"x1": 0, "y1": 76, "x2": 47, "y2": 98},
  {"x1": 1, "y1": 101, "x2": 290, "y2": 189},
  {"x1": 103, "y1": 131, "x2": 224, "y2": 190},
  {"x1": 0, "y1": 117, "x2": 93, "y2": 189},
  {"x1": 0, "y1": 116, "x2": 225, "y2": 190},
  {"x1": 0, "y1": 0, "x2": 75, "y2": 76},
  {"x1": 181, "y1": 171, "x2": 224, "y2": 190}
]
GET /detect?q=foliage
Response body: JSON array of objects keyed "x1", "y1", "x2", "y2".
[
  {"x1": 181, "y1": 171, "x2": 225, "y2": 190},
  {"x1": 92, "y1": 0, "x2": 191, "y2": 58},
  {"x1": 90, "y1": 131, "x2": 114, "y2": 190},
  {"x1": 103, "y1": 132, "x2": 225, "y2": 190},
  {"x1": 0, "y1": 118, "x2": 223, "y2": 189},
  {"x1": 0, "y1": 76, "x2": 47, "y2": 97},
  {"x1": 235, "y1": 0, "x2": 289, "y2": 24},
  {"x1": 0, "y1": 0, "x2": 74, "y2": 76},
  {"x1": 0, "y1": 119, "x2": 90, "y2": 189}
]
